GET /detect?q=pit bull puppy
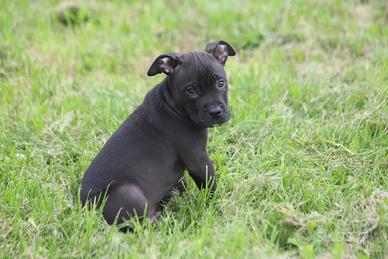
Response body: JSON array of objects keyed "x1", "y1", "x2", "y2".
[{"x1": 80, "y1": 40, "x2": 235, "y2": 229}]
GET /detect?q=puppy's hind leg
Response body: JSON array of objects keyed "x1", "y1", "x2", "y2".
[
  {"x1": 102, "y1": 183, "x2": 155, "y2": 230},
  {"x1": 156, "y1": 177, "x2": 187, "y2": 213}
]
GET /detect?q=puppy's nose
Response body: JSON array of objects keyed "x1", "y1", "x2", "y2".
[{"x1": 208, "y1": 106, "x2": 222, "y2": 118}]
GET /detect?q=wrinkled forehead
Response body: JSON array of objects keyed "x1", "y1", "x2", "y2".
[{"x1": 174, "y1": 51, "x2": 226, "y2": 81}]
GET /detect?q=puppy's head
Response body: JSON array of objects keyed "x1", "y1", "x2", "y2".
[{"x1": 148, "y1": 40, "x2": 236, "y2": 128}]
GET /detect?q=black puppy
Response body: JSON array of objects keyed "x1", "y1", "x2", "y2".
[{"x1": 80, "y1": 41, "x2": 235, "y2": 228}]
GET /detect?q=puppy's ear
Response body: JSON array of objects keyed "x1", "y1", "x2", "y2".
[
  {"x1": 205, "y1": 40, "x2": 236, "y2": 65},
  {"x1": 147, "y1": 53, "x2": 182, "y2": 76}
]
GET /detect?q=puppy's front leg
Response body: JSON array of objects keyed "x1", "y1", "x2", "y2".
[{"x1": 185, "y1": 153, "x2": 217, "y2": 195}]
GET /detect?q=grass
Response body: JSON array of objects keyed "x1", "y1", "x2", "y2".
[{"x1": 0, "y1": 0, "x2": 387, "y2": 258}]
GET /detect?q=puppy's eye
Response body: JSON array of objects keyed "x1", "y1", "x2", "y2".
[
  {"x1": 186, "y1": 87, "x2": 197, "y2": 95},
  {"x1": 211, "y1": 74, "x2": 218, "y2": 81},
  {"x1": 217, "y1": 80, "x2": 225, "y2": 88}
]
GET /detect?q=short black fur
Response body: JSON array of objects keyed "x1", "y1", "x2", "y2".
[{"x1": 80, "y1": 41, "x2": 236, "y2": 229}]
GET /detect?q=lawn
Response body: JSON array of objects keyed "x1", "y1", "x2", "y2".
[{"x1": 0, "y1": 0, "x2": 387, "y2": 258}]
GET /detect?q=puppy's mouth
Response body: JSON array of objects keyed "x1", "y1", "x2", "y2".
[
  {"x1": 208, "y1": 118, "x2": 228, "y2": 127},
  {"x1": 196, "y1": 115, "x2": 230, "y2": 128}
]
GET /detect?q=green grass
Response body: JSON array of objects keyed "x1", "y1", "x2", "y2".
[{"x1": 1, "y1": 0, "x2": 387, "y2": 258}]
